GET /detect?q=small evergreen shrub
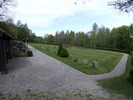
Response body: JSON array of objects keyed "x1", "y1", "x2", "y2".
[
  {"x1": 59, "y1": 48, "x2": 69, "y2": 57},
  {"x1": 128, "y1": 70, "x2": 133, "y2": 85},
  {"x1": 27, "y1": 50, "x2": 33, "y2": 57},
  {"x1": 57, "y1": 44, "x2": 63, "y2": 55}
]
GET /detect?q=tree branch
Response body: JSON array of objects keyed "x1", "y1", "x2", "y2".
[{"x1": 108, "y1": 0, "x2": 133, "y2": 13}]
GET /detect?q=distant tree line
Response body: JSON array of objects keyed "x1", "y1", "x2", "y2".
[
  {"x1": 45, "y1": 23, "x2": 133, "y2": 51},
  {"x1": 0, "y1": 20, "x2": 133, "y2": 50},
  {"x1": 0, "y1": 19, "x2": 44, "y2": 43}
]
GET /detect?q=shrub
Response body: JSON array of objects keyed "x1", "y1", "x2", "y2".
[
  {"x1": 57, "y1": 44, "x2": 63, "y2": 55},
  {"x1": 27, "y1": 50, "x2": 33, "y2": 57},
  {"x1": 59, "y1": 48, "x2": 69, "y2": 57},
  {"x1": 128, "y1": 70, "x2": 133, "y2": 85},
  {"x1": 11, "y1": 49, "x2": 27, "y2": 57},
  {"x1": 131, "y1": 52, "x2": 133, "y2": 65},
  {"x1": 95, "y1": 47, "x2": 131, "y2": 54}
]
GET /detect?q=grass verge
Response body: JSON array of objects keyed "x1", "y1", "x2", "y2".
[
  {"x1": 10, "y1": 49, "x2": 28, "y2": 57},
  {"x1": 29, "y1": 43, "x2": 122, "y2": 75},
  {"x1": 98, "y1": 54, "x2": 133, "y2": 99}
]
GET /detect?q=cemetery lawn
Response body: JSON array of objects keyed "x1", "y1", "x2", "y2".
[
  {"x1": 98, "y1": 55, "x2": 133, "y2": 99},
  {"x1": 30, "y1": 43, "x2": 123, "y2": 75}
]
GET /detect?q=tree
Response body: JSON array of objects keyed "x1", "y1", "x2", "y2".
[
  {"x1": 90, "y1": 23, "x2": 98, "y2": 48},
  {"x1": 36, "y1": 36, "x2": 44, "y2": 43},
  {"x1": 57, "y1": 44, "x2": 63, "y2": 55},
  {"x1": 5, "y1": 19, "x2": 18, "y2": 39},
  {"x1": 47, "y1": 34, "x2": 54, "y2": 44},
  {"x1": 108, "y1": 0, "x2": 133, "y2": 13},
  {"x1": 29, "y1": 33, "x2": 37, "y2": 43},
  {"x1": 17, "y1": 23, "x2": 30, "y2": 40},
  {"x1": 0, "y1": 21, "x2": 10, "y2": 33},
  {"x1": 108, "y1": 28, "x2": 118, "y2": 48},
  {"x1": 0, "y1": 0, "x2": 16, "y2": 20},
  {"x1": 69, "y1": 30, "x2": 75, "y2": 45},
  {"x1": 97, "y1": 26, "x2": 110, "y2": 47},
  {"x1": 116, "y1": 25, "x2": 131, "y2": 49},
  {"x1": 77, "y1": 0, "x2": 133, "y2": 13}
]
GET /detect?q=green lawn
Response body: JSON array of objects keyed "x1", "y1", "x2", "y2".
[
  {"x1": 98, "y1": 55, "x2": 133, "y2": 99},
  {"x1": 30, "y1": 43, "x2": 123, "y2": 75}
]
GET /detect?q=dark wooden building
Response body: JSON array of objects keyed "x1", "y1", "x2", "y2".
[{"x1": 0, "y1": 29, "x2": 12, "y2": 74}]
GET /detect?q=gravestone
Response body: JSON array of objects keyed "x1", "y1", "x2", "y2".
[
  {"x1": 74, "y1": 58, "x2": 78, "y2": 62},
  {"x1": 92, "y1": 61, "x2": 99, "y2": 68},
  {"x1": 69, "y1": 56, "x2": 73, "y2": 60},
  {"x1": 46, "y1": 48, "x2": 49, "y2": 51},
  {"x1": 54, "y1": 50, "x2": 56, "y2": 54},
  {"x1": 83, "y1": 59, "x2": 88, "y2": 65}
]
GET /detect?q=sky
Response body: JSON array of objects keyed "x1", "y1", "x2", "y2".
[{"x1": 14, "y1": 0, "x2": 133, "y2": 37}]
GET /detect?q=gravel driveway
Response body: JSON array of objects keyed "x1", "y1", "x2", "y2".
[{"x1": 0, "y1": 46, "x2": 128, "y2": 99}]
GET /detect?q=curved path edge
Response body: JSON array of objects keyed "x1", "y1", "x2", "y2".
[{"x1": 88, "y1": 54, "x2": 128, "y2": 80}]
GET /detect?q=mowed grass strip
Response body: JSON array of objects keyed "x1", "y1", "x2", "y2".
[
  {"x1": 98, "y1": 55, "x2": 133, "y2": 99},
  {"x1": 30, "y1": 43, "x2": 123, "y2": 75}
]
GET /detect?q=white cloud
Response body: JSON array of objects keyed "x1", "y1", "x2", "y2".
[
  {"x1": 14, "y1": 0, "x2": 133, "y2": 36},
  {"x1": 15, "y1": 0, "x2": 103, "y2": 26}
]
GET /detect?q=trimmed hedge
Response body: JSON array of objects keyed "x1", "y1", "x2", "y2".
[
  {"x1": 128, "y1": 70, "x2": 133, "y2": 85},
  {"x1": 57, "y1": 44, "x2": 63, "y2": 55},
  {"x1": 27, "y1": 50, "x2": 33, "y2": 57},
  {"x1": 95, "y1": 47, "x2": 131, "y2": 54},
  {"x1": 59, "y1": 48, "x2": 69, "y2": 57}
]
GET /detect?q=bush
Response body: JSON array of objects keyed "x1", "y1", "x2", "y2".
[
  {"x1": 57, "y1": 44, "x2": 63, "y2": 55},
  {"x1": 95, "y1": 47, "x2": 130, "y2": 54},
  {"x1": 131, "y1": 52, "x2": 133, "y2": 65},
  {"x1": 128, "y1": 70, "x2": 133, "y2": 85},
  {"x1": 27, "y1": 50, "x2": 33, "y2": 57},
  {"x1": 59, "y1": 48, "x2": 69, "y2": 57},
  {"x1": 11, "y1": 49, "x2": 27, "y2": 57}
]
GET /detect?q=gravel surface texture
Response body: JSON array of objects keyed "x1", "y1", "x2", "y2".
[{"x1": 0, "y1": 45, "x2": 128, "y2": 99}]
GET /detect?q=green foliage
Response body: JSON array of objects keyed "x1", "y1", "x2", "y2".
[
  {"x1": 27, "y1": 50, "x2": 33, "y2": 57},
  {"x1": 97, "y1": 26, "x2": 110, "y2": 47},
  {"x1": 47, "y1": 34, "x2": 54, "y2": 44},
  {"x1": 29, "y1": 33, "x2": 37, "y2": 43},
  {"x1": 90, "y1": 23, "x2": 98, "y2": 48},
  {"x1": 98, "y1": 55, "x2": 133, "y2": 99},
  {"x1": 59, "y1": 48, "x2": 69, "y2": 57},
  {"x1": 116, "y1": 26, "x2": 131, "y2": 49},
  {"x1": 1, "y1": 20, "x2": 133, "y2": 52},
  {"x1": 96, "y1": 47, "x2": 130, "y2": 54},
  {"x1": 128, "y1": 70, "x2": 133, "y2": 85},
  {"x1": 131, "y1": 52, "x2": 133, "y2": 65},
  {"x1": 57, "y1": 44, "x2": 63, "y2": 55},
  {"x1": 11, "y1": 49, "x2": 28, "y2": 57}
]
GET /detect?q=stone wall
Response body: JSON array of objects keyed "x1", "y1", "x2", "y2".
[{"x1": 10, "y1": 40, "x2": 28, "y2": 52}]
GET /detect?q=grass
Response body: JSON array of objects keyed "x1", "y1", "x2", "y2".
[
  {"x1": 29, "y1": 43, "x2": 123, "y2": 75},
  {"x1": 0, "y1": 89, "x2": 93, "y2": 100},
  {"x1": 10, "y1": 49, "x2": 28, "y2": 57},
  {"x1": 98, "y1": 54, "x2": 133, "y2": 99}
]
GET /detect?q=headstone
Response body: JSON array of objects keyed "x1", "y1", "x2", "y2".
[
  {"x1": 92, "y1": 61, "x2": 99, "y2": 68},
  {"x1": 69, "y1": 56, "x2": 73, "y2": 60},
  {"x1": 54, "y1": 50, "x2": 56, "y2": 54},
  {"x1": 74, "y1": 58, "x2": 78, "y2": 62},
  {"x1": 83, "y1": 59, "x2": 88, "y2": 65}
]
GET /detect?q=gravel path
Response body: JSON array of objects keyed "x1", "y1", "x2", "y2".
[{"x1": 0, "y1": 46, "x2": 128, "y2": 99}]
